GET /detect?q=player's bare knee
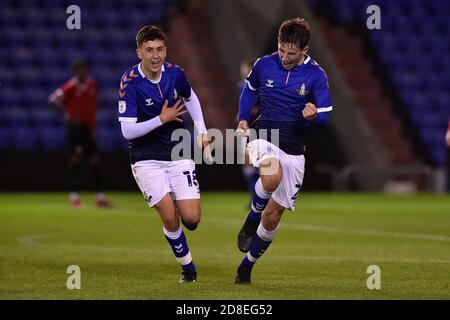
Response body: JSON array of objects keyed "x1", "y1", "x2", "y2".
[
  {"x1": 177, "y1": 200, "x2": 201, "y2": 230},
  {"x1": 183, "y1": 221, "x2": 199, "y2": 231},
  {"x1": 180, "y1": 214, "x2": 200, "y2": 231},
  {"x1": 260, "y1": 159, "x2": 282, "y2": 192},
  {"x1": 260, "y1": 172, "x2": 282, "y2": 192}
]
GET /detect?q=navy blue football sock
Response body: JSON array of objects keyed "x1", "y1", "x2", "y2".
[
  {"x1": 163, "y1": 226, "x2": 195, "y2": 271},
  {"x1": 248, "y1": 179, "x2": 272, "y2": 222},
  {"x1": 245, "y1": 223, "x2": 278, "y2": 265},
  {"x1": 240, "y1": 256, "x2": 254, "y2": 268}
]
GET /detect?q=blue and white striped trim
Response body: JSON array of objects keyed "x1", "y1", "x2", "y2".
[
  {"x1": 251, "y1": 203, "x2": 263, "y2": 214},
  {"x1": 245, "y1": 79, "x2": 257, "y2": 91},
  {"x1": 246, "y1": 252, "x2": 257, "y2": 263},
  {"x1": 303, "y1": 56, "x2": 311, "y2": 64},
  {"x1": 118, "y1": 117, "x2": 137, "y2": 122},
  {"x1": 317, "y1": 106, "x2": 333, "y2": 113}
]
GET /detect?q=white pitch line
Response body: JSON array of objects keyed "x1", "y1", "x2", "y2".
[
  {"x1": 17, "y1": 234, "x2": 52, "y2": 246},
  {"x1": 17, "y1": 232, "x2": 450, "y2": 264},
  {"x1": 284, "y1": 222, "x2": 450, "y2": 242},
  {"x1": 206, "y1": 216, "x2": 450, "y2": 242}
]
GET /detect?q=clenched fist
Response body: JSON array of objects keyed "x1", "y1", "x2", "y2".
[{"x1": 302, "y1": 102, "x2": 317, "y2": 120}]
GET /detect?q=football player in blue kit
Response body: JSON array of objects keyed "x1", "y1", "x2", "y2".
[
  {"x1": 235, "y1": 18, "x2": 333, "y2": 284},
  {"x1": 118, "y1": 25, "x2": 209, "y2": 283}
]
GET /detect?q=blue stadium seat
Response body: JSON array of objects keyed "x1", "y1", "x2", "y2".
[
  {"x1": 97, "y1": 109, "x2": 117, "y2": 127},
  {"x1": 309, "y1": 0, "x2": 450, "y2": 167},
  {"x1": 2, "y1": 0, "x2": 176, "y2": 152},
  {"x1": 38, "y1": 126, "x2": 67, "y2": 150},
  {"x1": 10, "y1": 126, "x2": 39, "y2": 150},
  {"x1": 96, "y1": 126, "x2": 122, "y2": 151},
  {"x1": 22, "y1": 87, "x2": 49, "y2": 107},
  {"x1": 29, "y1": 108, "x2": 63, "y2": 126},
  {"x1": 4, "y1": 107, "x2": 31, "y2": 126},
  {"x1": 1, "y1": 87, "x2": 23, "y2": 106},
  {"x1": 0, "y1": 128, "x2": 11, "y2": 150}
]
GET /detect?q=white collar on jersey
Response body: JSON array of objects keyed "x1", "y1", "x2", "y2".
[{"x1": 138, "y1": 62, "x2": 165, "y2": 84}]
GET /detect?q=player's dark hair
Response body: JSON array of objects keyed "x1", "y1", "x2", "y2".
[
  {"x1": 72, "y1": 60, "x2": 88, "y2": 72},
  {"x1": 136, "y1": 25, "x2": 166, "y2": 47},
  {"x1": 278, "y1": 18, "x2": 310, "y2": 49}
]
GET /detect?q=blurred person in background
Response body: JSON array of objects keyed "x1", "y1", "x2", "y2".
[
  {"x1": 446, "y1": 119, "x2": 450, "y2": 192},
  {"x1": 48, "y1": 60, "x2": 112, "y2": 208}
]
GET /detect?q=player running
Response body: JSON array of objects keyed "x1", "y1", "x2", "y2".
[
  {"x1": 118, "y1": 25, "x2": 209, "y2": 283},
  {"x1": 235, "y1": 18, "x2": 333, "y2": 284}
]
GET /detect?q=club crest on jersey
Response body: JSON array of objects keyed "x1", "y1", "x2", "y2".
[
  {"x1": 173, "y1": 88, "x2": 178, "y2": 100},
  {"x1": 145, "y1": 98, "x2": 154, "y2": 106},
  {"x1": 265, "y1": 79, "x2": 274, "y2": 88},
  {"x1": 297, "y1": 83, "x2": 308, "y2": 96}
]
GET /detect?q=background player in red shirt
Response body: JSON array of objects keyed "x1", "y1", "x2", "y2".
[
  {"x1": 48, "y1": 60, "x2": 112, "y2": 208},
  {"x1": 446, "y1": 119, "x2": 450, "y2": 192}
]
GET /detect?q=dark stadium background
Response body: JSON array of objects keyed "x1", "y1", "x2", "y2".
[{"x1": 0, "y1": 0, "x2": 449, "y2": 193}]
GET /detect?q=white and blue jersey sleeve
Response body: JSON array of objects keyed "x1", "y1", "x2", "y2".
[
  {"x1": 313, "y1": 69, "x2": 332, "y2": 113},
  {"x1": 245, "y1": 58, "x2": 262, "y2": 91},
  {"x1": 118, "y1": 73, "x2": 138, "y2": 123}
]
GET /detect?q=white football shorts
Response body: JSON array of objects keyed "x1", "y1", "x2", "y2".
[
  {"x1": 131, "y1": 159, "x2": 200, "y2": 207},
  {"x1": 247, "y1": 139, "x2": 305, "y2": 211}
]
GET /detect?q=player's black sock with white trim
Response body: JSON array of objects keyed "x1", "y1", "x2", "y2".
[{"x1": 163, "y1": 225, "x2": 196, "y2": 272}]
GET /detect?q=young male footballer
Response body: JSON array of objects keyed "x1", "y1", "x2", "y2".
[
  {"x1": 235, "y1": 18, "x2": 333, "y2": 284},
  {"x1": 118, "y1": 25, "x2": 209, "y2": 283}
]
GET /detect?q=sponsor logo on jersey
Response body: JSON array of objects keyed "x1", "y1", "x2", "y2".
[
  {"x1": 145, "y1": 98, "x2": 154, "y2": 106},
  {"x1": 265, "y1": 79, "x2": 274, "y2": 88}
]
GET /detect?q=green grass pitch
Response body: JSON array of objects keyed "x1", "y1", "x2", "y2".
[{"x1": 0, "y1": 192, "x2": 449, "y2": 300}]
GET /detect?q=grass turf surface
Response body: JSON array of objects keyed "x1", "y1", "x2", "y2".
[{"x1": 0, "y1": 192, "x2": 449, "y2": 300}]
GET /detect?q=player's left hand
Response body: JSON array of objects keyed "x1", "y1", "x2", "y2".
[
  {"x1": 197, "y1": 133, "x2": 213, "y2": 162},
  {"x1": 302, "y1": 102, "x2": 317, "y2": 120}
]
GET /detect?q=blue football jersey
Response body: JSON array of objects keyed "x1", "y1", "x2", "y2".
[
  {"x1": 245, "y1": 53, "x2": 332, "y2": 154},
  {"x1": 118, "y1": 62, "x2": 191, "y2": 163}
]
